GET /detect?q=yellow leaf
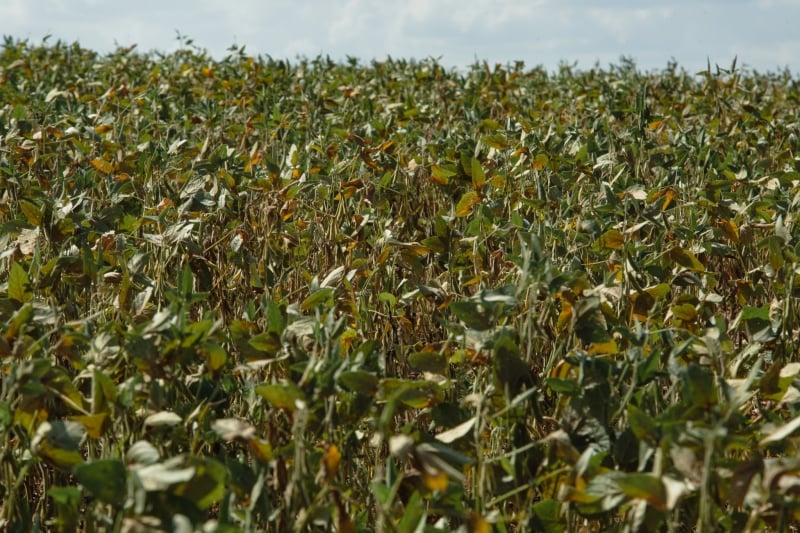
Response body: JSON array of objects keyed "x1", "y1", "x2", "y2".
[
  {"x1": 719, "y1": 218, "x2": 739, "y2": 245},
  {"x1": 248, "y1": 438, "x2": 273, "y2": 463},
  {"x1": 661, "y1": 189, "x2": 676, "y2": 211},
  {"x1": 68, "y1": 413, "x2": 109, "y2": 439},
  {"x1": 557, "y1": 299, "x2": 573, "y2": 331},
  {"x1": 94, "y1": 124, "x2": 113, "y2": 134},
  {"x1": 423, "y1": 469, "x2": 448, "y2": 492},
  {"x1": 671, "y1": 303, "x2": 697, "y2": 321},
  {"x1": 322, "y1": 444, "x2": 341, "y2": 482},
  {"x1": 669, "y1": 247, "x2": 705, "y2": 271},
  {"x1": 598, "y1": 228, "x2": 624, "y2": 250},
  {"x1": 430, "y1": 164, "x2": 454, "y2": 185},
  {"x1": 90, "y1": 158, "x2": 115, "y2": 174},
  {"x1": 467, "y1": 512, "x2": 491, "y2": 533},
  {"x1": 588, "y1": 339, "x2": 619, "y2": 355},
  {"x1": 630, "y1": 291, "x2": 655, "y2": 322},
  {"x1": 456, "y1": 191, "x2": 480, "y2": 217},
  {"x1": 339, "y1": 328, "x2": 358, "y2": 352}
]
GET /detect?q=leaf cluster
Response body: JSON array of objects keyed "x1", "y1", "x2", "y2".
[{"x1": 2, "y1": 38, "x2": 800, "y2": 531}]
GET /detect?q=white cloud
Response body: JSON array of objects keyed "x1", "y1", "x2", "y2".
[{"x1": 1, "y1": 0, "x2": 798, "y2": 73}]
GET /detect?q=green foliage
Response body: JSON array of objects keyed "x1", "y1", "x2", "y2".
[{"x1": 1, "y1": 38, "x2": 800, "y2": 531}]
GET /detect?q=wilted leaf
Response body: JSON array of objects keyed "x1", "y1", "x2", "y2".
[
  {"x1": 144, "y1": 411, "x2": 182, "y2": 428},
  {"x1": 435, "y1": 417, "x2": 476, "y2": 444},
  {"x1": 135, "y1": 457, "x2": 196, "y2": 491},
  {"x1": 761, "y1": 414, "x2": 800, "y2": 447},
  {"x1": 212, "y1": 418, "x2": 256, "y2": 442},
  {"x1": 126, "y1": 440, "x2": 160, "y2": 465}
]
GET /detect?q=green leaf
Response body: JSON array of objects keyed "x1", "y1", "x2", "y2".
[
  {"x1": 8, "y1": 261, "x2": 32, "y2": 304},
  {"x1": 430, "y1": 164, "x2": 456, "y2": 185},
  {"x1": 597, "y1": 228, "x2": 624, "y2": 250},
  {"x1": 493, "y1": 330, "x2": 529, "y2": 392},
  {"x1": 471, "y1": 157, "x2": 486, "y2": 190},
  {"x1": 450, "y1": 300, "x2": 492, "y2": 331},
  {"x1": 300, "y1": 287, "x2": 334, "y2": 311},
  {"x1": 19, "y1": 199, "x2": 43, "y2": 226},
  {"x1": 407, "y1": 351, "x2": 447, "y2": 374},
  {"x1": 338, "y1": 371, "x2": 379, "y2": 395},
  {"x1": 669, "y1": 246, "x2": 705, "y2": 272},
  {"x1": 48, "y1": 486, "x2": 82, "y2": 506},
  {"x1": 377, "y1": 292, "x2": 397, "y2": 309},
  {"x1": 532, "y1": 499, "x2": 563, "y2": 533},
  {"x1": 255, "y1": 382, "x2": 306, "y2": 411},
  {"x1": 615, "y1": 472, "x2": 667, "y2": 511},
  {"x1": 481, "y1": 133, "x2": 508, "y2": 150},
  {"x1": 397, "y1": 491, "x2": 425, "y2": 533},
  {"x1": 679, "y1": 364, "x2": 716, "y2": 409},
  {"x1": 173, "y1": 456, "x2": 227, "y2": 510},
  {"x1": 266, "y1": 299, "x2": 286, "y2": 335},
  {"x1": 628, "y1": 404, "x2": 659, "y2": 445},
  {"x1": 248, "y1": 332, "x2": 281, "y2": 355},
  {"x1": 533, "y1": 153, "x2": 549, "y2": 171},
  {"x1": 74, "y1": 459, "x2": 127, "y2": 506},
  {"x1": 205, "y1": 341, "x2": 228, "y2": 372},
  {"x1": 380, "y1": 379, "x2": 443, "y2": 409}
]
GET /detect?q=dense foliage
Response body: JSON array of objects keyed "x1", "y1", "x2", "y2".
[{"x1": 2, "y1": 37, "x2": 800, "y2": 532}]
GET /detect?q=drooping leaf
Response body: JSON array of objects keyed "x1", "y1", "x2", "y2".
[
  {"x1": 144, "y1": 411, "x2": 182, "y2": 428},
  {"x1": 211, "y1": 418, "x2": 256, "y2": 442},
  {"x1": 126, "y1": 440, "x2": 160, "y2": 465}
]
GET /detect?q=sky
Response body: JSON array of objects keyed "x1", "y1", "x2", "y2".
[{"x1": 2, "y1": 0, "x2": 799, "y2": 74}]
